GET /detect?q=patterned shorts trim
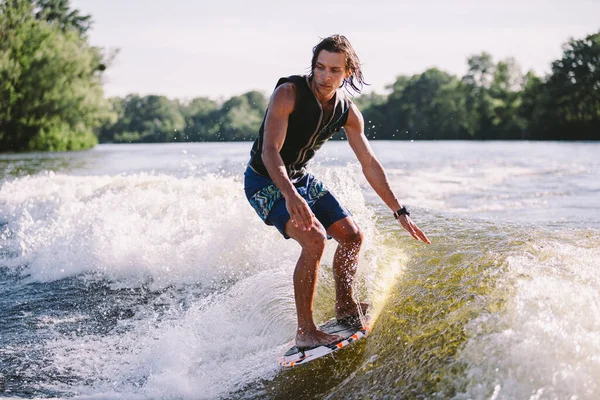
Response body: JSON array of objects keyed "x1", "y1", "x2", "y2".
[{"x1": 249, "y1": 178, "x2": 329, "y2": 222}]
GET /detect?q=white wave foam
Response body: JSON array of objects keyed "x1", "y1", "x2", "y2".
[
  {"x1": 1, "y1": 168, "x2": 388, "y2": 398},
  {"x1": 0, "y1": 167, "x2": 380, "y2": 287},
  {"x1": 40, "y1": 268, "x2": 293, "y2": 399},
  {"x1": 454, "y1": 232, "x2": 600, "y2": 399},
  {"x1": 0, "y1": 172, "x2": 299, "y2": 287}
]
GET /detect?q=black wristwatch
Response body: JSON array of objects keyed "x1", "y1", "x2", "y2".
[{"x1": 393, "y1": 206, "x2": 410, "y2": 219}]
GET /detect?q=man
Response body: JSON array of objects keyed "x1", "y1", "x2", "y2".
[{"x1": 244, "y1": 35, "x2": 430, "y2": 349}]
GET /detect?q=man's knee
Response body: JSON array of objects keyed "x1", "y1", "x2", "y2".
[
  {"x1": 340, "y1": 227, "x2": 363, "y2": 248},
  {"x1": 302, "y1": 229, "x2": 327, "y2": 255}
]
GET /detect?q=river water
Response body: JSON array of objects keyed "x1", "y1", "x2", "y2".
[{"x1": 0, "y1": 141, "x2": 598, "y2": 399}]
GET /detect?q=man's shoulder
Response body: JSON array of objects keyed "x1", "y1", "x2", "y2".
[
  {"x1": 343, "y1": 101, "x2": 363, "y2": 127},
  {"x1": 273, "y1": 81, "x2": 298, "y2": 101},
  {"x1": 272, "y1": 75, "x2": 314, "y2": 109},
  {"x1": 274, "y1": 75, "x2": 308, "y2": 92},
  {"x1": 270, "y1": 80, "x2": 299, "y2": 115},
  {"x1": 284, "y1": 74, "x2": 308, "y2": 84}
]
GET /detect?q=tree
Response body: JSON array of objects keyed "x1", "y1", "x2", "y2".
[
  {"x1": 97, "y1": 91, "x2": 268, "y2": 143},
  {"x1": 92, "y1": 31, "x2": 600, "y2": 144},
  {"x1": 519, "y1": 31, "x2": 600, "y2": 140},
  {"x1": 33, "y1": 0, "x2": 92, "y2": 36},
  {"x1": 364, "y1": 70, "x2": 473, "y2": 140},
  {"x1": 180, "y1": 97, "x2": 219, "y2": 142},
  {"x1": 463, "y1": 52, "x2": 495, "y2": 89},
  {"x1": 487, "y1": 58, "x2": 526, "y2": 139},
  {"x1": 547, "y1": 32, "x2": 600, "y2": 139},
  {"x1": 212, "y1": 91, "x2": 267, "y2": 141},
  {"x1": 101, "y1": 95, "x2": 185, "y2": 143},
  {"x1": 351, "y1": 91, "x2": 387, "y2": 113},
  {"x1": 361, "y1": 75, "x2": 410, "y2": 139},
  {"x1": 0, "y1": 0, "x2": 112, "y2": 152},
  {"x1": 462, "y1": 52, "x2": 496, "y2": 139},
  {"x1": 519, "y1": 71, "x2": 550, "y2": 139}
]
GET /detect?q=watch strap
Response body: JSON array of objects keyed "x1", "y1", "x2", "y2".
[{"x1": 393, "y1": 206, "x2": 410, "y2": 219}]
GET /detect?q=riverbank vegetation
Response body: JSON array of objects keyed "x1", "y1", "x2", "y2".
[
  {"x1": 1, "y1": 0, "x2": 598, "y2": 152},
  {"x1": 98, "y1": 30, "x2": 599, "y2": 143},
  {"x1": 0, "y1": 0, "x2": 112, "y2": 152}
]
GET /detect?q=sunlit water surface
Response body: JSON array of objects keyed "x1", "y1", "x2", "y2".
[{"x1": 0, "y1": 141, "x2": 598, "y2": 399}]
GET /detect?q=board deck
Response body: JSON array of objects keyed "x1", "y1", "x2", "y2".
[{"x1": 277, "y1": 317, "x2": 369, "y2": 367}]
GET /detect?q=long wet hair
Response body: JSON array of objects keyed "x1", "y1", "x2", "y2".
[{"x1": 309, "y1": 34, "x2": 367, "y2": 94}]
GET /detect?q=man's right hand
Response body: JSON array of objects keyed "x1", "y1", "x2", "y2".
[{"x1": 286, "y1": 193, "x2": 315, "y2": 231}]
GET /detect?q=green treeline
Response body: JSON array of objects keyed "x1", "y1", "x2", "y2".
[
  {"x1": 0, "y1": 0, "x2": 111, "y2": 152},
  {"x1": 358, "y1": 36, "x2": 600, "y2": 141},
  {"x1": 98, "y1": 31, "x2": 599, "y2": 143},
  {"x1": 1, "y1": 0, "x2": 599, "y2": 152},
  {"x1": 97, "y1": 91, "x2": 268, "y2": 143}
]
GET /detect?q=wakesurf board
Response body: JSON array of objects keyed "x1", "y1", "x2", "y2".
[{"x1": 277, "y1": 316, "x2": 369, "y2": 367}]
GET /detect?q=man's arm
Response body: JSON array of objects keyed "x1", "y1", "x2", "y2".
[
  {"x1": 262, "y1": 83, "x2": 314, "y2": 232},
  {"x1": 344, "y1": 103, "x2": 430, "y2": 243}
]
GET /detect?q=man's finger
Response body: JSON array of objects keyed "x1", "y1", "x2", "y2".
[
  {"x1": 399, "y1": 217, "x2": 430, "y2": 243},
  {"x1": 417, "y1": 229, "x2": 431, "y2": 244},
  {"x1": 401, "y1": 220, "x2": 419, "y2": 240},
  {"x1": 302, "y1": 218, "x2": 312, "y2": 231},
  {"x1": 409, "y1": 228, "x2": 420, "y2": 241},
  {"x1": 291, "y1": 208, "x2": 305, "y2": 229},
  {"x1": 412, "y1": 225, "x2": 431, "y2": 244},
  {"x1": 301, "y1": 207, "x2": 313, "y2": 231}
]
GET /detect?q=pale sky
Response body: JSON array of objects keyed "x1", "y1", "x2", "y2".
[{"x1": 73, "y1": 0, "x2": 599, "y2": 100}]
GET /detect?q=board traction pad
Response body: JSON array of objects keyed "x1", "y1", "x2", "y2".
[{"x1": 277, "y1": 317, "x2": 369, "y2": 367}]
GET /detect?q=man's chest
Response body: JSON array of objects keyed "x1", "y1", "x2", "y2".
[{"x1": 321, "y1": 103, "x2": 334, "y2": 128}]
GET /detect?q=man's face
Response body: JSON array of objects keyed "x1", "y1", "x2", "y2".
[{"x1": 312, "y1": 50, "x2": 349, "y2": 96}]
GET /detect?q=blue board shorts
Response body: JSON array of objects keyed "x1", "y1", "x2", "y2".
[{"x1": 244, "y1": 166, "x2": 351, "y2": 239}]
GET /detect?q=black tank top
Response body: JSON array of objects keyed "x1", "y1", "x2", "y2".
[{"x1": 248, "y1": 75, "x2": 352, "y2": 181}]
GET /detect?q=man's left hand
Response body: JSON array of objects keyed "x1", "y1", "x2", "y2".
[{"x1": 397, "y1": 215, "x2": 431, "y2": 244}]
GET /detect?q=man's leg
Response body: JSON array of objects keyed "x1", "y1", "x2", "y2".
[
  {"x1": 326, "y1": 216, "x2": 367, "y2": 319},
  {"x1": 285, "y1": 218, "x2": 343, "y2": 348}
]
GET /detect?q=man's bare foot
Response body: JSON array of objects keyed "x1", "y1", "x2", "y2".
[
  {"x1": 335, "y1": 301, "x2": 370, "y2": 321},
  {"x1": 295, "y1": 329, "x2": 343, "y2": 349}
]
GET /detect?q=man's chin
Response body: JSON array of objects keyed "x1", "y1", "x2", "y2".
[{"x1": 317, "y1": 85, "x2": 336, "y2": 96}]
